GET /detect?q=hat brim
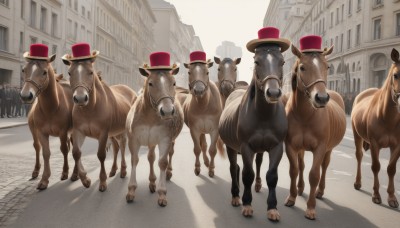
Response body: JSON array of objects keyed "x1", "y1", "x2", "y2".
[
  {"x1": 139, "y1": 63, "x2": 179, "y2": 71},
  {"x1": 301, "y1": 49, "x2": 324, "y2": 53},
  {"x1": 189, "y1": 60, "x2": 208, "y2": 64},
  {"x1": 246, "y1": 38, "x2": 291, "y2": 53},
  {"x1": 61, "y1": 50, "x2": 100, "y2": 61},
  {"x1": 23, "y1": 52, "x2": 53, "y2": 60}
]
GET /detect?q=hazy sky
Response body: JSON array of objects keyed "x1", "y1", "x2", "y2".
[{"x1": 166, "y1": 0, "x2": 271, "y2": 83}]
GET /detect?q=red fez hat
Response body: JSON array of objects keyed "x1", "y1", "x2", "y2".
[
  {"x1": 23, "y1": 44, "x2": 55, "y2": 60},
  {"x1": 299, "y1": 35, "x2": 323, "y2": 53},
  {"x1": 246, "y1": 27, "x2": 291, "y2": 53},
  {"x1": 61, "y1": 42, "x2": 99, "y2": 61},
  {"x1": 140, "y1": 52, "x2": 178, "y2": 70},
  {"x1": 189, "y1": 51, "x2": 208, "y2": 64}
]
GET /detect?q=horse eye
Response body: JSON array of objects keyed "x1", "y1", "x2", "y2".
[
  {"x1": 43, "y1": 71, "x2": 47, "y2": 75},
  {"x1": 394, "y1": 74, "x2": 399, "y2": 79},
  {"x1": 254, "y1": 61, "x2": 259, "y2": 66},
  {"x1": 207, "y1": 72, "x2": 209, "y2": 75},
  {"x1": 234, "y1": 68, "x2": 237, "y2": 72},
  {"x1": 218, "y1": 68, "x2": 220, "y2": 71},
  {"x1": 300, "y1": 66, "x2": 305, "y2": 71},
  {"x1": 68, "y1": 72, "x2": 71, "y2": 76},
  {"x1": 149, "y1": 82, "x2": 153, "y2": 87},
  {"x1": 173, "y1": 82, "x2": 176, "y2": 86},
  {"x1": 188, "y1": 72, "x2": 191, "y2": 75},
  {"x1": 22, "y1": 69, "x2": 25, "y2": 73},
  {"x1": 90, "y1": 71, "x2": 94, "y2": 75}
]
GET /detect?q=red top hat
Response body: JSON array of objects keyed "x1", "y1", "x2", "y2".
[
  {"x1": 141, "y1": 52, "x2": 178, "y2": 70},
  {"x1": 23, "y1": 44, "x2": 54, "y2": 60},
  {"x1": 189, "y1": 51, "x2": 208, "y2": 64},
  {"x1": 62, "y1": 42, "x2": 99, "y2": 61},
  {"x1": 246, "y1": 27, "x2": 291, "y2": 53},
  {"x1": 299, "y1": 35, "x2": 323, "y2": 52}
]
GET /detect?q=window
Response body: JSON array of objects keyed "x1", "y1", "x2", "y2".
[
  {"x1": 330, "y1": 12, "x2": 334, "y2": 27},
  {"x1": 356, "y1": 24, "x2": 361, "y2": 45},
  {"x1": 374, "y1": 0, "x2": 383, "y2": 7},
  {"x1": 30, "y1": 36, "x2": 37, "y2": 45},
  {"x1": 0, "y1": 26, "x2": 8, "y2": 51},
  {"x1": 40, "y1": 7, "x2": 47, "y2": 32},
  {"x1": 74, "y1": 22, "x2": 78, "y2": 40},
  {"x1": 347, "y1": 29, "x2": 352, "y2": 49},
  {"x1": 30, "y1": 1, "x2": 37, "y2": 27},
  {"x1": 81, "y1": 25, "x2": 85, "y2": 41},
  {"x1": 348, "y1": 0, "x2": 352, "y2": 15},
  {"x1": 82, "y1": 6, "x2": 85, "y2": 17},
  {"x1": 297, "y1": 8, "x2": 300, "y2": 15},
  {"x1": 21, "y1": 0, "x2": 25, "y2": 18},
  {"x1": 341, "y1": 4, "x2": 344, "y2": 21},
  {"x1": 340, "y1": 33, "x2": 344, "y2": 52},
  {"x1": 74, "y1": 0, "x2": 77, "y2": 11},
  {"x1": 88, "y1": 11, "x2": 91, "y2": 20},
  {"x1": 373, "y1": 18, "x2": 381, "y2": 40},
  {"x1": 19, "y1": 31, "x2": 24, "y2": 52},
  {"x1": 0, "y1": 0, "x2": 9, "y2": 6},
  {"x1": 67, "y1": 19, "x2": 72, "y2": 38},
  {"x1": 68, "y1": 0, "x2": 72, "y2": 8},
  {"x1": 357, "y1": 0, "x2": 362, "y2": 10},
  {"x1": 52, "y1": 45, "x2": 57, "y2": 55},
  {"x1": 336, "y1": 8, "x2": 339, "y2": 24},
  {"x1": 335, "y1": 36, "x2": 338, "y2": 52},
  {"x1": 396, "y1": 13, "x2": 400, "y2": 36},
  {"x1": 51, "y1": 13, "x2": 57, "y2": 37}
]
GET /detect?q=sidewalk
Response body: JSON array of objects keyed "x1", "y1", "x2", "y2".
[{"x1": 0, "y1": 117, "x2": 28, "y2": 129}]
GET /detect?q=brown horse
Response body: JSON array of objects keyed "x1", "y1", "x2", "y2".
[
  {"x1": 62, "y1": 56, "x2": 136, "y2": 192},
  {"x1": 284, "y1": 45, "x2": 346, "y2": 219},
  {"x1": 182, "y1": 60, "x2": 224, "y2": 177},
  {"x1": 214, "y1": 57, "x2": 242, "y2": 106},
  {"x1": 125, "y1": 66, "x2": 183, "y2": 207},
  {"x1": 20, "y1": 55, "x2": 74, "y2": 190},
  {"x1": 219, "y1": 44, "x2": 288, "y2": 221},
  {"x1": 352, "y1": 48, "x2": 400, "y2": 208}
]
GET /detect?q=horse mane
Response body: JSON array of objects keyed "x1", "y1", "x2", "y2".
[
  {"x1": 249, "y1": 70, "x2": 257, "y2": 99},
  {"x1": 291, "y1": 60, "x2": 299, "y2": 92},
  {"x1": 378, "y1": 63, "x2": 395, "y2": 101}
]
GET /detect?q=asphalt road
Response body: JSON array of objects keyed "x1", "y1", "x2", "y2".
[{"x1": 1, "y1": 116, "x2": 400, "y2": 228}]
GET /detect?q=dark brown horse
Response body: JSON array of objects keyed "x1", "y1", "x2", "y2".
[
  {"x1": 62, "y1": 55, "x2": 136, "y2": 192},
  {"x1": 125, "y1": 65, "x2": 183, "y2": 206},
  {"x1": 284, "y1": 45, "x2": 346, "y2": 219},
  {"x1": 219, "y1": 44, "x2": 287, "y2": 221},
  {"x1": 214, "y1": 57, "x2": 242, "y2": 106},
  {"x1": 20, "y1": 55, "x2": 74, "y2": 190},
  {"x1": 352, "y1": 48, "x2": 400, "y2": 208}
]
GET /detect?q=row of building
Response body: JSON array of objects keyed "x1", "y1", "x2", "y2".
[
  {"x1": 0, "y1": 0, "x2": 203, "y2": 91},
  {"x1": 264, "y1": 0, "x2": 400, "y2": 97}
]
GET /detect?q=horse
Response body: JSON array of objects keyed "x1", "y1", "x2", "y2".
[
  {"x1": 125, "y1": 66, "x2": 183, "y2": 207},
  {"x1": 20, "y1": 55, "x2": 74, "y2": 190},
  {"x1": 219, "y1": 44, "x2": 287, "y2": 221},
  {"x1": 352, "y1": 48, "x2": 400, "y2": 208},
  {"x1": 284, "y1": 45, "x2": 346, "y2": 220},
  {"x1": 182, "y1": 60, "x2": 224, "y2": 177},
  {"x1": 214, "y1": 57, "x2": 243, "y2": 106},
  {"x1": 62, "y1": 57, "x2": 137, "y2": 192}
]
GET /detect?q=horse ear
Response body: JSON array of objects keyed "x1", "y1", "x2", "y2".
[
  {"x1": 391, "y1": 48, "x2": 400, "y2": 63},
  {"x1": 170, "y1": 67, "x2": 180, "y2": 76},
  {"x1": 184, "y1": 63, "x2": 190, "y2": 69},
  {"x1": 62, "y1": 59, "x2": 71, "y2": 66},
  {"x1": 234, "y1": 58, "x2": 241, "y2": 65},
  {"x1": 207, "y1": 60, "x2": 213, "y2": 68},
  {"x1": 139, "y1": 67, "x2": 150, "y2": 77},
  {"x1": 214, "y1": 56, "x2": 221, "y2": 64},
  {"x1": 89, "y1": 57, "x2": 96, "y2": 63},
  {"x1": 48, "y1": 54, "x2": 56, "y2": 63},
  {"x1": 323, "y1": 45, "x2": 334, "y2": 56},
  {"x1": 291, "y1": 45, "x2": 302, "y2": 58}
]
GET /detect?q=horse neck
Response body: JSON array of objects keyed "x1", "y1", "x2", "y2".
[
  {"x1": 87, "y1": 73, "x2": 106, "y2": 108},
  {"x1": 37, "y1": 66, "x2": 59, "y2": 111},
  {"x1": 378, "y1": 66, "x2": 399, "y2": 120},
  {"x1": 291, "y1": 73, "x2": 317, "y2": 120}
]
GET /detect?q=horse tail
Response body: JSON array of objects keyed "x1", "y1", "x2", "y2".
[
  {"x1": 217, "y1": 136, "x2": 225, "y2": 158},
  {"x1": 363, "y1": 141, "x2": 370, "y2": 151}
]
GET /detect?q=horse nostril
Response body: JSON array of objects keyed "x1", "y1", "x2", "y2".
[
  {"x1": 73, "y1": 96, "x2": 79, "y2": 103},
  {"x1": 171, "y1": 107, "x2": 175, "y2": 116},
  {"x1": 266, "y1": 88, "x2": 281, "y2": 98},
  {"x1": 315, "y1": 93, "x2": 330, "y2": 103},
  {"x1": 84, "y1": 95, "x2": 88, "y2": 102},
  {"x1": 160, "y1": 107, "x2": 165, "y2": 116},
  {"x1": 28, "y1": 92, "x2": 33, "y2": 100}
]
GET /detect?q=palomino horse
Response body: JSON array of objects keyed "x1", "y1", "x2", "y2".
[
  {"x1": 214, "y1": 57, "x2": 242, "y2": 106},
  {"x1": 182, "y1": 60, "x2": 224, "y2": 177},
  {"x1": 352, "y1": 48, "x2": 400, "y2": 208},
  {"x1": 62, "y1": 57, "x2": 136, "y2": 192},
  {"x1": 125, "y1": 66, "x2": 183, "y2": 206},
  {"x1": 284, "y1": 45, "x2": 346, "y2": 219},
  {"x1": 219, "y1": 44, "x2": 287, "y2": 221},
  {"x1": 20, "y1": 55, "x2": 74, "y2": 190}
]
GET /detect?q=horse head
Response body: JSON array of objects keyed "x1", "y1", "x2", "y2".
[
  {"x1": 214, "y1": 57, "x2": 241, "y2": 98},
  {"x1": 291, "y1": 44, "x2": 333, "y2": 108},
  {"x1": 390, "y1": 48, "x2": 400, "y2": 112},
  {"x1": 184, "y1": 60, "x2": 213, "y2": 98},
  {"x1": 253, "y1": 44, "x2": 284, "y2": 103},
  {"x1": 63, "y1": 58, "x2": 96, "y2": 106},
  {"x1": 20, "y1": 54, "x2": 56, "y2": 103},
  {"x1": 139, "y1": 66, "x2": 179, "y2": 119}
]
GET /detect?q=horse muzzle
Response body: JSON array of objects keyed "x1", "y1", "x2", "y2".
[
  {"x1": 312, "y1": 92, "x2": 330, "y2": 108},
  {"x1": 191, "y1": 81, "x2": 207, "y2": 97},
  {"x1": 220, "y1": 81, "x2": 235, "y2": 97},
  {"x1": 158, "y1": 101, "x2": 175, "y2": 120},
  {"x1": 265, "y1": 88, "x2": 282, "y2": 104},
  {"x1": 20, "y1": 90, "x2": 36, "y2": 104},
  {"x1": 73, "y1": 91, "x2": 89, "y2": 106}
]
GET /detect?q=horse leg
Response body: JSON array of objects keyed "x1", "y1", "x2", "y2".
[
  {"x1": 227, "y1": 146, "x2": 240, "y2": 206},
  {"x1": 285, "y1": 144, "x2": 299, "y2": 207},
  {"x1": 316, "y1": 150, "x2": 332, "y2": 199},
  {"x1": 156, "y1": 139, "x2": 171, "y2": 207},
  {"x1": 166, "y1": 140, "x2": 175, "y2": 180},
  {"x1": 72, "y1": 130, "x2": 90, "y2": 188},
  {"x1": 200, "y1": 134, "x2": 209, "y2": 168},
  {"x1": 109, "y1": 137, "x2": 119, "y2": 177},
  {"x1": 240, "y1": 143, "x2": 255, "y2": 217},
  {"x1": 255, "y1": 153, "x2": 263, "y2": 193},
  {"x1": 97, "y1": 133, "x2": 108, "y2": 192},
  {"x1": 190, "y1": 130, "x2": 202, "y2": 176},
  {"x1": 386, "y1": 146, "x2": 400, "y2": 208},
  {"x1": 126, "y1": 138, "x2": 140, "y2": 202},
  {"x1": 37, "y1": 132, "x2": 51, "y2": 190},
  {"x1": 353, "y1": 125, "x2": 364, "y2": 190},
  {"x1": 305, "y1": 148, "x2": 325, "y2": 220},
  {"x1": 31, "y1": 129, "x2": 41, "y2": 179},
  {"x1": 148, "y1": 146, "x2": 156, "y2": 193},
  {"x1": 370, "y1": 143, "x2": 382, "y2": 204},
  {"x1": 266, "y1": 143, "x2": 284, "y2": 221},
  {"x1": 119, "y1": 135, "x2": 127, "y2": 178},
  {"x1": 208, "y1": 130, "x2": 219, "y2": 177},
  {"x1": 297, "y1": 150, "x2": 305, "y2": 196},
  {"x1": 59, "y1": 133, "x2": 69, "y2": 180}
]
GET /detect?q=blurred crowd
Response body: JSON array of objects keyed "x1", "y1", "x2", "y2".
[{"x1": 0, "y1": 84, "x2": 31, "y2": 118}]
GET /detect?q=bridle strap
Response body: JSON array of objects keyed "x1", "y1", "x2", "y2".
[
  {"x1": 391, "y1": 78, "x2": 400, "y2": 103},
  {"x1": 257, "y1": 75, "x2": 282, "y2": 90},
  {"x1": 24, "y1": 76, "x2": 49, "y2": 96},
  {"x1": 298, "y1": 75, "x2": 326, "y2": 98},
  {"x1": 189, "y1": 79, "x2": 209, "y2": 91},
  {"x1": 149, "y1": 94, "x2": 175, "y2": 111}
]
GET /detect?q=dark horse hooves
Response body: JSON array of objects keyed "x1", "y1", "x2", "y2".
[{"x1": 354, "y1": 182, "x2": 361, "y2": 190}]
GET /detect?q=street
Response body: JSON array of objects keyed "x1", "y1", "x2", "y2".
[{"x1": 0, "y1": 116, "x2": 399, "y2": 228}]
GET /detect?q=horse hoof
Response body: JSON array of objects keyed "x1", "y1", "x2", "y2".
[
  {"x1": 120, "y1": 170, "x2": 127, "y2": 178},
  {"x1": 208, "y1": 170, "x2": 214, "y2": 178},
  {"x1": 194, "y1": 168, "x2": 200, "y2": 176},
  {"x1": 241, "y1": 205, "x2": 253, "y2": 217},
  {"x1": 284, "y1": 196, "x2": 296, "y2": 207},
  {"x1": 37, "y1": 181, "x2": 48, "y2": 190},
  {"x1": 231, "y1": 197, "x2": 241, "y2": 207},
  {"x1": 31, "y1": 171, "x2": 39, "y2": 179},
  {"x1": 126, "y1": 193, "x2": 135, "y2": 203},
  {"x1": 354, "y1": 182, "x2": 361, "y2": 190},
  {"x1": 109, "y1": 171, "x2": 116, "y2": 177},
  {"x1": 305, "y1": 209, "x2": 316, "y2": 220},
  {"x1": 372, "y1": 195, "x2": 382, "y2": 204},
  {"x1": 158, "y1": 195, "x2": 168, "y2": 207},
  {"x1": 99, "y1": 183, "x2": 107, "y2": 192},
  {"x1": 82, "y1": 178, "x2": 91, "y2": 188},
  {"x1": 70, "y1": 174, "x2": 79, "y2": 182},
  {"x1": 166, "y1": 171, "x2": 172, "y2": 181},
  {"x1": 255, "y1": 178, "x2": 262, "y2": 192},
  {"x1": 267, "y1": 209, "x2": 280, "y2": 222},
  {"x1": 60, "y1": 173, "x2": 68, "y2": 181},
  {"x1": 316, "y1": 190, "x2": 324, "y2": 199},
  {"x1": 388, "y1": 198, "x2": 399, "y2": 208},
  {"x1": 149, "y1": 183, "x2": 156, "y2": 193}
]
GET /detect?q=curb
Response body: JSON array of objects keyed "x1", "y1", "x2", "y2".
[{"x1": 0, "y1": 122, "x2": 28, "y2": 130}]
